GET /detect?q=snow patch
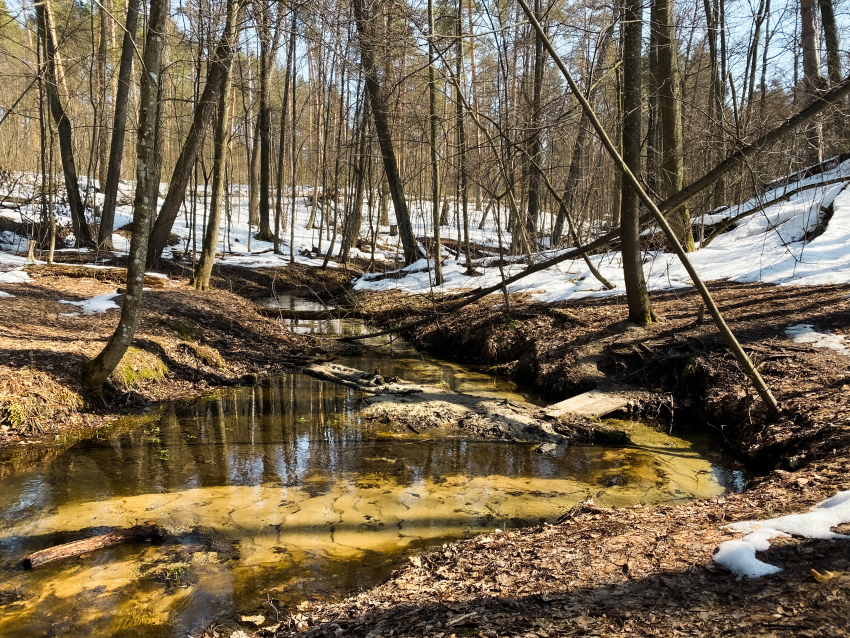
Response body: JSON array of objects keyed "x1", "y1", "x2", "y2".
[
  {"x1": 0, "y1": 290, "x2": 14, "y2": 298},
  {"x1": 786, "y1": 324, "x2": 849, "y2": 354},
  {"x1": 59, "y1": 292, "x2": 121, "y2": 315},
  {"x1": 713, "y1": 490, "x2": 850, "y2": 578}
]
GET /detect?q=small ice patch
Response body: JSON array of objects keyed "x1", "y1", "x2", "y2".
[
  {"x1": 713, "y1": 490, "x2": 850, "y2": 578},
  {"x1": 59, "y1": 292, "x2": 121, "y2": 315},
  {"x1": 0, "y1": 268, "x2": 29, "y2": 284},
  {"x1": 0, "y1": 290, "x2": 14, "y2": 298},
  {"x1": 786, "y1": 323, "x2": 849, "y2": 354}
]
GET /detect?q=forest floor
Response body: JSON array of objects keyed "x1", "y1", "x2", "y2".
[
  {"x1": 2, "y1": 258, "x2": 850, "y2": 637},
  {"x1": 253, "y1": 280, "x2": 850, "y2": 638},
  {"x1": 0, "y1": 259, "x2": 349, "y2": 449}
]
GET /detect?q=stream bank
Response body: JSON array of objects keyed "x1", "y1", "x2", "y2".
[
  {"x1": 0, "y1": 264, "x2": 329, "y2": 448},
  {"x1": 354, "y1": 281, "x2": 850, "y2": 472}
]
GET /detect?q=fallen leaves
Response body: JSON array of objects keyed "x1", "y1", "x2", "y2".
[{"x1": 811, "y1": 568, "x2": 843, "y2": 583}]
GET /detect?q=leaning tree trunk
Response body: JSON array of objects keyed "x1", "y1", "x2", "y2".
[
  {"x1": 81, "y1": 0, "x2": 167, "y2": 391},
  {"x1": 98, "y1": 0, "x2": 139, "y2": 249},
  {"x1": 352, "y1": 0, "x2": 420, "y2": 265},
  {"x1": 146, "y1": 0, "x2": 245, "y2": 268},
  {"x1": 656, "y1": 0, "x2": 694, "y2": 251},
  {"x1": 37, "y1": 0, "x2": 93, "y2": 247},
  {"x1": 621, "y1": 0, "x2": 655, "y2": 325},
  {"x1": 193, "y1": 0, "x2": 238, "y2": 291}
]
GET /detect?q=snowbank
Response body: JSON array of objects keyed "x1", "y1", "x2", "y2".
[
  {"x1": 713, "y1": 490, "x2": 850, "y2": 578},
  {"x1": 786, "y1": 324, "x2": 849, "y2": 354},
  {"x1": 59, "y1": 292, "x2": 121, "y2": 315}
]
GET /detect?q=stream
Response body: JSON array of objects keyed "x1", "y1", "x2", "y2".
[{"x1": 0, "y1": 295, "x2": 745, "y2": 637}]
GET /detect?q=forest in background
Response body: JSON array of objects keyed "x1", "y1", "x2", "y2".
[{"x1": 0, "y1": 0, "x2": 847, "y2": 264}]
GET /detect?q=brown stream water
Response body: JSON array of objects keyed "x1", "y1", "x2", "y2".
[{"x1": 0, "y1": 298, "x2": 745, "y2": 637}]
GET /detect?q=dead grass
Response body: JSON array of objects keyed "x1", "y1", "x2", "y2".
[
  {"x1": 0, "y1": 366, "x2": 85, "y2": 435},
  {"x1": 0, "y1": 265, "x2": 323, "y2": 445},
  {"x1": 112, "y1": 347, "x2": 168, "y2": 390}
]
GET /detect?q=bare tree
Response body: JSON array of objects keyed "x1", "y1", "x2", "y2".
[{"x1": 82, "y1": 0, "x2": 168, "y2": 390}]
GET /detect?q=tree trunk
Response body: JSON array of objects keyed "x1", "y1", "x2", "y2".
[
  {"x1": 427, "y1": 0, "x2": 443, "y2": 283},
  {"x1": 818, "y1": 0, "x2": 841, "y2": 85},
  {"x1": 98, "y1": 0, "x2": 140, "y2": 249},
  {"x1": 274, "y1": 8, "x2": 297, "y2": 252},
  {"x1": 37, "y1": 0, "x2": 93, "y2": 247},
  {"x1": 525, "y1": 0, "x2": 544, "y2": 243},
  {"x1": 621, "y1": 0, "x2": 655, "y2": 325},
  {"x1": 96, "y1": 0, "x2": 111, "y2": 189},
  {"x1": 256, "y1": 1, "x2": 280, "y2": 241},
  {"x1": 146, "y1": 1, "x2": 245, "y2": 268},
  {"x1": 551, "y1": 19, "x2": 615, "y2": 246},
  {"x1": 800, "y1": 0, "x2": 826, "y2": 163},
  {"x1": 655, "y1": 0, "x2": 693, "y2": 251},
  {"x1": 703, "y1": 0, "x2": 726, "y2": 210},
  {"x1": 456, "y1": 5, "x2": 471, "y2": 272},
  {"x1": 81, "y1": 0, "x2": 167, "y2": 391},
  {"x1": 194, "y1": 0, "x2": 238, "y2": 291},
  {"x1": 352, "y1": 0, "x2": 420, "y2": 265}
]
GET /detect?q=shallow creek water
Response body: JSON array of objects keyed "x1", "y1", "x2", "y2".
[{"x1": 0, "y1": 298, "x2": 745, "y2": 637}]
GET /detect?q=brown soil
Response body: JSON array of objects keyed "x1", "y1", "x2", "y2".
[
  {"x1": 245, "y1": 281, "x2": 850, "y2": 638},
  {"x1": 0, "y1": 263, "x2": 324, "y2": 447},
  {"x1": 269, "y1": 455, "x2": 850, "y2": 638},
  {"x1": 360, "y1": 282, "x2": 850, "y2": 472}
]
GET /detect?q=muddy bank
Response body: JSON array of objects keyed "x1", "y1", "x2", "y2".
[
  {"x1": 354, "y1": 282, "x2": 850, "y2": 472},
  {"x1": 304, "y1": 362, "x2": 608, "y2": 443},
  {"x1": 267, "y1": 451, "x2": 850, "y2": 638},
  {"x1": 0, "y1": 264, "x2": 325, "y2": 448}
]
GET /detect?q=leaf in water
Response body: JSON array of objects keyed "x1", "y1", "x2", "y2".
[{"x1": 811, "y1": 569, "x2": 843, "y2": 583}]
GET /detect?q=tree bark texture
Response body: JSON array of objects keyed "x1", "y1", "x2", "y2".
[{"x1": 81, "y1": 0, "x2": 167, "y2": 391}]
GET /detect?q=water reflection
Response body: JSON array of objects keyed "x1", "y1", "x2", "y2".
[{"x1": 0, "y1": 375, "x2": 743, "y2": 637}]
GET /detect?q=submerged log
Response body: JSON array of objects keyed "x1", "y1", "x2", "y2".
[{"x1": 23, "y1": 521, "x2": 167, "y2": 569}]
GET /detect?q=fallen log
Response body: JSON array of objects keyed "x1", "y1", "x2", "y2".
[
  {"x1": 23, "y1": 521, "x2": 167, "y2": 569},
  {"x1": 26, "y1": 264, "x2": 167, "y2": 287}
]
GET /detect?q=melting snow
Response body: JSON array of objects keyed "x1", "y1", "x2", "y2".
[
  {"x1": 59, "y1": 292, "x2": 121, "y2": 315},
  {"x1": 786, "y1": 324, "x2": 849, "y2": 354},
  {"x1": 713, "y1": 491, "x2": 850, "y2": 578}
]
